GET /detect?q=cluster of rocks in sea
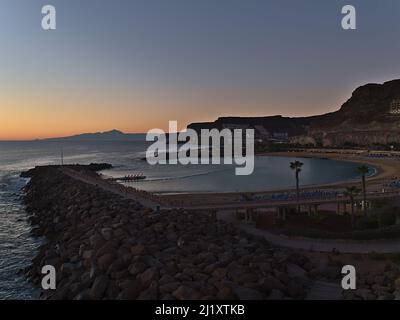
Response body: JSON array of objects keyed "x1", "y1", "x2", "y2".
[{"x1": 20, "y1": 165, "x2": 400, "y2": 300}]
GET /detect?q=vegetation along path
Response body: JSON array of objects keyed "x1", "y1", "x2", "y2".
[{"x1": 236, "y1": 223, "x2": 400, "y2": 254}]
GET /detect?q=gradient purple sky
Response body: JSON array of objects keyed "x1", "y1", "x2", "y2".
[{"x1": 0, "y1": 0, "x2": 399, "y2": 139}]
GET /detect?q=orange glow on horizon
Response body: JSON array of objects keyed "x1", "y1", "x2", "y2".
[
  {"x1": 0, "y1": 82, "x2": 346, "y2": 140},
  {"x1": 0, "y1": 93, "x2": 219, "y2": 140}
]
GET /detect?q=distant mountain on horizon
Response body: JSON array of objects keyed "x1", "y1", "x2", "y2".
[
  {"x1": 40, "y1": 79, "x2": 400, "y2": 146},
  {"x1": 42, "y1": 129, "x2": 146, "y2": 141}
]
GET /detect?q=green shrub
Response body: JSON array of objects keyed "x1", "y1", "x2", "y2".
[
  {"x1": 356, "y1": 216, "x2": 379, "y2": 230},
  {"x1": 276, "y1": 225, "x2": 400, "y2": 240},
  {"x1": 369, "y1": 252, "x2": 400, "y2": 264},
  {"x1": 387, "y1": 253, "x2": 400, "y2": 264},
  {"x1": 369, "y1": 252, "x2": 387, "y2": 261},
  {"x1": 380, "y1": 211, "x2": 397, "y2": 227},
  {"x1": 241, "y1": 193, "x2": 254, "y2": 201}
]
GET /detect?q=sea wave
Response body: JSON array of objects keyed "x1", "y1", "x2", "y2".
[{"x1": 0, "y1": 171, "x2": 41, "y2": 299}]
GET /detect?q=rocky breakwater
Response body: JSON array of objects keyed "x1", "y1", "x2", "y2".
[{"x1": 22, "y1": 165, "x2": 337, "y2": 300}]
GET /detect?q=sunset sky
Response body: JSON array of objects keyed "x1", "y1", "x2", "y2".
[{"x1": 1, "y1": 0, "x2": 400, "y2": 140}]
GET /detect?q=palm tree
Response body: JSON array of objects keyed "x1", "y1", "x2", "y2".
[
  {"x1": 357, "y1": 165, "x2": 370, "y2": 216},
  {"x1": 242, "y1": 193, "x2": 254, "y2": 202},
  {"x1": 344, "y1": 186, "x2": 361, "y2": 228},
  {"x1": 241, "y1": 193, "x2": 254, "y2": 223},
  {"x1": 290, "y1": 160, "x2": 303, "y2": 213}
]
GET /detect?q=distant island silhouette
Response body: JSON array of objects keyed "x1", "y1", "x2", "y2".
[
  {"x1": 41, "y1": 129, "x2": 146, "y2": 142},
  {"x1": 38, "y1": 79, "x2": 400, "y2": 147}
]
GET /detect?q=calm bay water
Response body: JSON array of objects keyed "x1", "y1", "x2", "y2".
[{"x1": 0, "y1": 140, "x2": 368, "y2": 299}]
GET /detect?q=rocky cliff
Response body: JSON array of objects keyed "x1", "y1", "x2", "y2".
[
  {"x1": 188, "y1": 79, "x2": 400, "y2": 147},
  {"x1": 309, "y1": 79, "x2": 400, "y2": 146}
]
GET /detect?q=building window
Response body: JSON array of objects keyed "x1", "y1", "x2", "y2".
[{"x1": 389, "y1": 99, "x2": 400, "y2": 115}]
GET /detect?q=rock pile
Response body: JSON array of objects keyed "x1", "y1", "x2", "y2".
[
  {"x1": 343, "y1": 264, "x2": 400, "y2": 300},
  {"x1": 24, "y1": 165, "x2": 390, "y2": 300}
]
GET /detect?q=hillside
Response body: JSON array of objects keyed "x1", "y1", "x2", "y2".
[{"x1": 188, "y1": 79, "x2": 400, "y2": 147}]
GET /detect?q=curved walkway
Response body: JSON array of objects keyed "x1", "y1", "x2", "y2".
[
  {"x1": 63, "y1": 167, "x2": 400, "y2": 254},
  {"x1": 237, "y1": 223, "x2": 400, "y2": 253},
  {"x1": 61, "y1": 168, "x2": 162, "y2": 210}
]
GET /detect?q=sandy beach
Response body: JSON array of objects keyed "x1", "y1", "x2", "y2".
[{"x1": 268, "y1": 150, "x2": 400, "y2": 186}]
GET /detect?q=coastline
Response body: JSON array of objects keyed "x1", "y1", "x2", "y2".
[
  {"x1": 161, "y1": 150, "x2": 398, "y2": 204},
  {"x1": 20, "y1": 164, "x2": 400, "y2": 300},
  {"x1": 263, "y1": 151, "x2": 386, "y2": 182},
  {"x1": 21, "y1": 164, "x2": 332, "y2": 300}
]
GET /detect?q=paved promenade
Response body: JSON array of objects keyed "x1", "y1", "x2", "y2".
[{"x1": 63, "y1": 167, "x2": 400, "y2": 254}]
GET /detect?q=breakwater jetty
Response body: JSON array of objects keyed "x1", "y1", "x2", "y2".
[{"x1": 19, "y1": 165, "x2": 400, "y2": 300}]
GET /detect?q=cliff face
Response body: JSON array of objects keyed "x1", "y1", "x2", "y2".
[
  {"x1": 309, "y1": 80, "x2": 400, "y2": 146},
  {"x1": 189, "y1": 115, "x2": 312, "y2": 137},
  {"x1": 188, "y1": 79, "x2": 400, "y2": 147}
]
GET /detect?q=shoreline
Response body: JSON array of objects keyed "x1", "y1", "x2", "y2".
[
  {"x1": 21, "y1": 164, "x2": 333, "y2": 300},
  {"x1": 20, "y1": 164, "x2": 400, "y2": 300},
  {"x1": 160, "y1": 151, "x2": 398, "y2": 204}
]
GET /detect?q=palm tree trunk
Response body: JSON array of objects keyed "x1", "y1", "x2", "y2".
[
  {"x1": 362, "y1": 175, "x2": 367, "y2": 216},
  {"x1": 296, "y1": 171, "x2": 300, "y2": 213},
  {"x1": 350, "y1": 197, "x2": 355, "y2": 229}
]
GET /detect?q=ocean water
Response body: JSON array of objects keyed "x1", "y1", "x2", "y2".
[{"x1": 0, "y1": 140, "x2": 368, "y2": 299}]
